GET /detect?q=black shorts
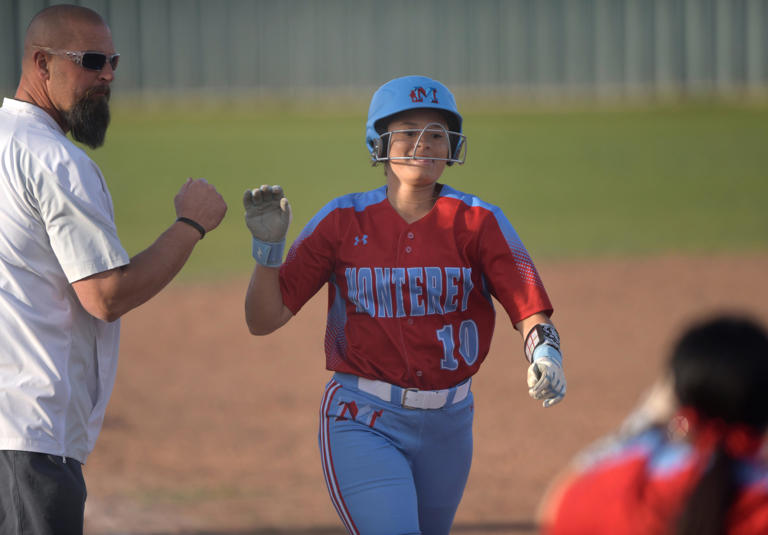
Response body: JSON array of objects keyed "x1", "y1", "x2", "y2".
[{"x1": 0, "y1": 450, "x2": 86, "y2": 535}]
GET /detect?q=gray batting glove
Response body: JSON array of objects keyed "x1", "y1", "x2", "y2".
[
  {"x1": 243, "y1": 185, "x2": 292, "y2": 242},
  {"x1": 243, "y1": 185, "x2": 292, "y2": 267}
]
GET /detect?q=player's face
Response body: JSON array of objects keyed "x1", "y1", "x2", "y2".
[{"x1": 385, "y1": 109, "x2": 450, "y2": 186}]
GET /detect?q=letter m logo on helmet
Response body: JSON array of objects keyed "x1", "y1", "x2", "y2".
[
  {"x1": 366, "y1": 75, "x2": 466, "y2": 166},
  {"x1": 410, "y1": 86, "x2": 439, "y2": 104}
]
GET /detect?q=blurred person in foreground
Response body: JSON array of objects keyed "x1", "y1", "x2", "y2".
[
  {"x1": 0, "y1": 4, "x2": 226, "y2": 533},
  {"x1": 539, "y1": 314, "x2": 768, "y2": 535}
]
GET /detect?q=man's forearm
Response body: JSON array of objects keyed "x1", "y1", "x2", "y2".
[{"x1": 72, "y1": 220, "x2": 202, "y2": 322}]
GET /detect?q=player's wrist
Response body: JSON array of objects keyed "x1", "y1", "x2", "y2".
[
  {"x1": 251, "y1": 237, "x2": 285, "y2": 267},
  {"x1": 524, "y1": 323, "x2": 562, "y2": 366},
  {"x1": 532, "y1": 345, "x2": 563, "y2": 367}
]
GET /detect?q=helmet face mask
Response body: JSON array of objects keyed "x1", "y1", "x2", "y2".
[
  {"x1": 375, "y1": 122, "x2": 467, "y2": 165},
  {"x1": 366, "y1": 75, "x2": 467, "y2": 166}
]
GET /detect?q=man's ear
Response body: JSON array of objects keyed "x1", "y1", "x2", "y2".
[{"x1": 33, "y1": 51, "x2": 50, "y2": 80}]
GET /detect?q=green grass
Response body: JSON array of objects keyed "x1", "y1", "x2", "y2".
[{"x1": 86, "y1": 100, "x2": 768, "y2": 279}]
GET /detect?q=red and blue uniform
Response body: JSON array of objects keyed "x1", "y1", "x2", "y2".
[
  {"x1": 280, "y1": 184, "x2": 552, "y2": 389},
  {"x1": 542, "y1": 428, "x2": 768, "y2": 535},
  {"x1": 278, "y1": 184, "x2": 552, "y2": 534}
]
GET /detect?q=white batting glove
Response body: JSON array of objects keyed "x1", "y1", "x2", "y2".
[
  {"x1": 243, "y1": 185, "x2": 292, "y2": 267},
  {"x1": 527, "y1": 356, "x2": 566, "y2": 408},
  {"x1": 524, "y1": 323, "x2": 566, "y2": 408}
]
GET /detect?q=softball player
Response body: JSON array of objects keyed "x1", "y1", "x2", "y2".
[
  {"x1": 540, "y1": 315, "x2": 768, "y2": 535},
  {"x1": 243, "y1": 75, "x2": 566, "y2": 534}
]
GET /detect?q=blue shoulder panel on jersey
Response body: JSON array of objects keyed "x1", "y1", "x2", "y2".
[
  {"x1": 439, "y1": 185, "x2": 525, "y2": 249},
  {"x1": 646, "y1": 439, "x2": 694, "y2": 477},
  {"x1": 292, "y1": 186, "x2": 388, "y2": 247},
  {"x1": 571, "y1": 428, "x2": 665, "y2": 473},
  {"x1": 641, "y1": 432, "x2": 768, "y2": 486},
  {"x1": 440, "y1": 185, "x2": 543, "y2": 286}
]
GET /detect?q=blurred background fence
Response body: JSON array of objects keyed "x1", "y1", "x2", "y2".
[{"x1": 2, "y1": 0, "x2": 767, "y2": 100}]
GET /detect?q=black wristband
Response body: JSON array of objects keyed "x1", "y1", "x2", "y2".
[
  {"x1": 524, "y1": 323, "x2": 561, "y2": 363},
  {"x1": 176, "y1": 217, "x2": 205, "y2": 239}
]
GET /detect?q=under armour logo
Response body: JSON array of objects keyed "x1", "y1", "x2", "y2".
[{"x1": 354, "y1": 235, "x2": 368, "y2": 246}]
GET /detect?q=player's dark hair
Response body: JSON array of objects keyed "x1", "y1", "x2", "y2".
[{"x1": 672, "y1": 315, "x2": 768, "y2": 535}]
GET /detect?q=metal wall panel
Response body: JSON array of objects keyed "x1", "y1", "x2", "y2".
[
  {"x1": 1, "y1": 0, "x2": 766, "y2": 98},
  {"x1": 0, "y1": 0, "x2": 21, "y2": 95},
  {"x1": 654, "y1": 0, "x2": 686, "y2": 92}
]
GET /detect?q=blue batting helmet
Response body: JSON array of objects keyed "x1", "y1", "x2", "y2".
[{"x1": 365, "y1": 75, "x2": 465, "y2": 165}]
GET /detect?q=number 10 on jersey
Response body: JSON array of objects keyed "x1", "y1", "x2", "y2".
[{"x1": 436, "y1": 320, "x2": 480, "y2": 370}]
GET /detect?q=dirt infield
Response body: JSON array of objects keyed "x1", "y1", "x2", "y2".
[{"x1": 82, "y1": 253, "x2": 768, "y2": 534}]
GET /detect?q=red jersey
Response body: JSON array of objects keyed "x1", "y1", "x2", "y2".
[
  {"x1": 279, "y1": 184, "x2": 552, "y2": 390},
  {"x1": 542, "y1": 429, "x2": 768, "y2": 535}
]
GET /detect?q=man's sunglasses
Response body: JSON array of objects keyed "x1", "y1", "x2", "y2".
[{"x1": 34, "y1": 46, "x2": 120, "y2": 71}]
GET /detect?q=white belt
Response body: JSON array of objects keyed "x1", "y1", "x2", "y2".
[{"x1": 357, "y1": 376, "x2": 471, "y2": 410}]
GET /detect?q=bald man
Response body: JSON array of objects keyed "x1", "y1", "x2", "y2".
[{"x1": 0, "y1": 5, "x2": 227, "y2": 532}]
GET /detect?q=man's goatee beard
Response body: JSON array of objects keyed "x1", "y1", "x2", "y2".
[{"x1": 64, "y1": 88, "x2": 111, "y2": 149}]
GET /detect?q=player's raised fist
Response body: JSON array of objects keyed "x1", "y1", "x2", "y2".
[
  {"x1": 174, "y1": 178, "x2": 228, "y2": 233},
  {"x1": 243, "y1": 184, "x2": 292, "y2": 243}
]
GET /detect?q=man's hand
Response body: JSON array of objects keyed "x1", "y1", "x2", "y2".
[
  {"x1": 243, "y1": 184, "x2": 292, "y2": 242},
  {"x1": 527, "y1": 356, "x2": 566, "y2": 408},
  {"x1": 174, "y1": 178, "x2": 227, "y2": 233}
]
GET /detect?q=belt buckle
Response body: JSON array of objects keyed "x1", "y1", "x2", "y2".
[{"x1": 401, "y1": 388, "x2": 419, "y2": 410}]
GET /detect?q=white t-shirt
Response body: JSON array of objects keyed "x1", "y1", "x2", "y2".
[{"x1": 0, "y1": 98, "x2": 130, "y2": 463}]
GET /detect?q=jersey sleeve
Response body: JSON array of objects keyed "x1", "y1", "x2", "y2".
[
  {"x1": 32, "y1": 149, "x2": 129, "y2": 283},
  {"x1": 279, "y1": 203, "x2": 338, "y2": 315},
  {"x1": 476, "y1": 207, "x2": 552, "y2": 323}
]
